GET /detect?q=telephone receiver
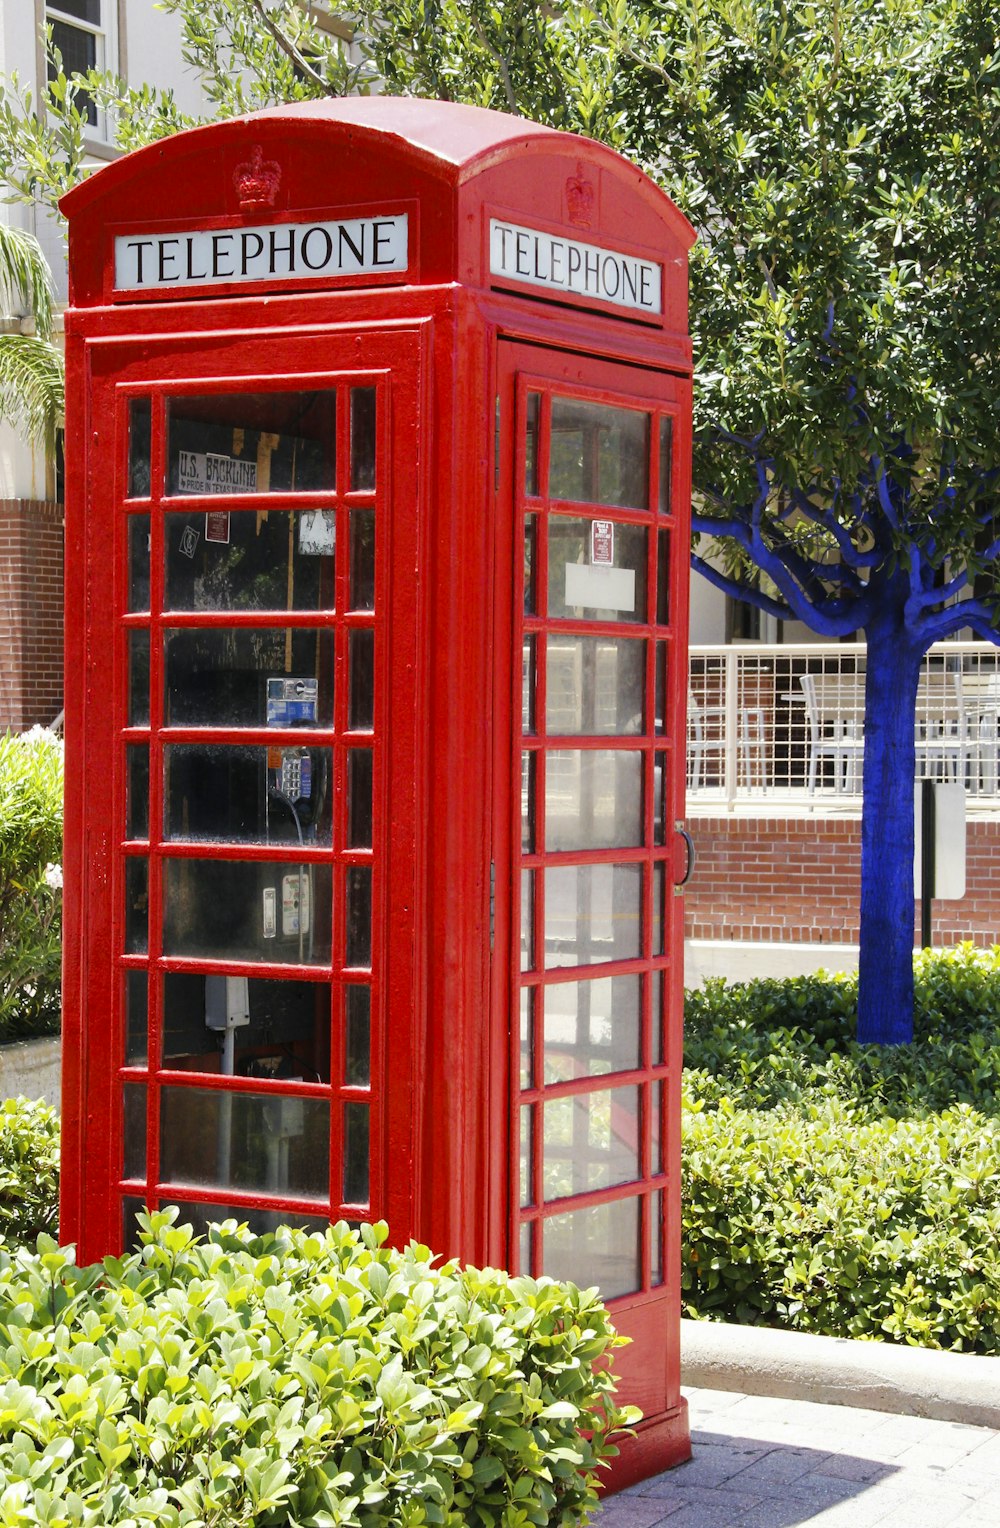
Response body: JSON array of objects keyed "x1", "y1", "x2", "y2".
[{"x1": 266, "y1": 746, "x2": 328, "y2": 838}]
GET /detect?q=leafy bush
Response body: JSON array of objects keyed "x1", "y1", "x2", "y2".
[
  {"x1": 0, "y1": 1096, "x2": 59, "y2": 1245},
  {"x1": 0, "y1": 728, "x2": 63, "y2": 1042},
  {"x1": 682, "y1": 1096, "x2": 1000, "y2": 1351},
  {"x1": 684, "y1": 945, "x2": 1000, "y2": 1118},
  {"x1": 0, "y1": 1213, "x2": 637, "y2": 1526},
  {"x1": 682, "y1": 947, "x2": 1000, "y2": 1350}
]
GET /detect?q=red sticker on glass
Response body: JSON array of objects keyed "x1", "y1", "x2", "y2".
[
  {"x1": 591, "y1": 519, "x2": 614, "y2": 566},
  {"x1": 205, "y1": 510, "x2": 231, "y2": 544}
]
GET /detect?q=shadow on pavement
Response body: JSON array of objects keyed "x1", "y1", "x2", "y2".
[{"x1": 597, "y1": 1427, "x2": 899, "y2": 1527}]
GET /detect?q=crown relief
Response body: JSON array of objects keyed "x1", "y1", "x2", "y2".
[
  {"x1": 566, "y1": 165, "x2": 595, "y2": 229},
  {"x1": 233, "y1": 145, "x2": 282, "y2": 212}
]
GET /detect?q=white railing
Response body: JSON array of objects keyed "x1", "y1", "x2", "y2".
[{"x1": 688, "y1": 641, "x2": 1000, "y2": 809}]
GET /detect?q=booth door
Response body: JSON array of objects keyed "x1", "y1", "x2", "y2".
[
  {"x1": 67, "y1": 329, "x2": 421, "y2": 1259},
  {"x1": 498, "y1": 342, "x2": 690, "y2": 1419}
]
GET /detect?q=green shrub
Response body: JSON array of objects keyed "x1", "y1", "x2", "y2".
[
  {"x1": 684, "y1": 945, "x2": 1000, "y2": 1118},
  {"x1": 0, "y1": 729, "x2": 63, "y2": 1042},
  {"x1": 682, "y1": 1095, "x2": 1000, "y2": 1351},
  {"x1": 0, "y1": 1097, "x2": 59, "y2": 1245},
  {"x1": 0, "y1": 1213, "x2": 637, "y2": 1526}
]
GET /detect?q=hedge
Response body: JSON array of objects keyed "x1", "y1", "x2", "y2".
[
  {"x1": 0, "y1": 729, "x2": 63, "y2": 1043},
  {"x1": 0, "y1": 1213, "x2": 637, "y2": 1527}
]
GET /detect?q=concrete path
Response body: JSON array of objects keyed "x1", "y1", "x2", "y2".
[{"x1": 600, "y1": 1387, "x2": 1000, "y2": 1527}]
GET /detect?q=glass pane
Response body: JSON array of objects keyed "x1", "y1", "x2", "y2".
[
  {"x1": 545, "y1": 750, "x2": 642, "y2": 851},
  {"x1": 543, "y1": 1195, "x2": 641, "y2": 1300},
  {"x1": 125, "y1": 970, "x2": 148, "y2": 1066},
  {"x1": 128, "y1": 402, "x2": 152, "y2": 497},
  {"x1": 520, "y1": 987, "x2": 533, "y2": 1089},
  {"x1": 129, "y1": 629, "x2": 150, "y2": 726},
  {"x1": 522, "y1": 636, "x2": 536, "y2": 733},
  {"x1": 543, "y1": 1085, "x2": 640, "y2": 1200},
  {"x1": 163, "y1": 859, "x2": 331, "y2": 965},
  {"x1": 128, "y1": 516, "x2": 150, "y2": 611},
  {"x1": 548, "y1": 517, "x2": 647, "y2": 624},
  {"x1": 546, "y1": 636, "x2": 645, "y2": 736},
  {"x1": 655, "y1": 643, "x2": 667, "y2": 735},
  {"x1": 163, "y1": 744, "x2": 332, "y2": 845},
  {"x1": 348, "y1": 629, "x2": 374, "y2": 729},
  {"x1": 49, "y1": 24, "x2": 96, "y2": 122},
  {"x1": 350, "y1": 511, "x2": 375, "y2": 610},
  {"x1": 126, "y1": 745, "x2": 149, "y2": 841},
  {"x1": 343, "y1": 1103, "x2": 370, "y2": 1204},
  {"x1": 164, "y1": 628, "x2": 333, "y2": 729},
  {"x1": 164, "y1": 510, "x2": 334, "y2": 612},
  {"x1": 521, "y1": 752, "x2": 535, "y2": 853},
  {"x1": 543, "y1": 975, "x2": 641, "y2": 1082},
  {"x1": 350, "y1": 388, "x2": 377, "y2": 491},
  {"x1": 347, "y1": 750, "x2": 373, "y2": 848},
  {"x1": 346, "y1": 865, "x2": 372, "y2": 968},
  {"x1": 657, "y1": 530, "x2": 670, "y2": 626},
  {"x1": 544, "y1": 863, "x2": 642, "y2": 967},
  {"x1": 521, "y1": 869, "x2": 534, "y2": 972},
  {"x1": 160, "y1": 1085, "x2": 329, "y2": 1198},
  {"x1": 652, "y1": 863, "x2": 664, "y2": 958},
  {"x1": 162, "y1": 973, "x2": 330, "y2": 1080},
  {"x1": 165, "y1": 1202, "x2": 319, "y2": 1240},
  {"x1": 53, "y1": 0, "x2": 102, "y2": 26},
  {"x1": 345, "y1": 985, "x2": 371, "y2": 1085},
  {"x1": 654, "y1": 751, "x2": 666, "y2": 847},
  {"x1": 524, "y1": 517, "x2": 537, "y2": 615},
  {"x1": 520, "y1": 1106, "x2": 534, "y2": 1207},
  {"x1": 167, "y1": 391, "x2": 336, "y2": 495},
  {"x1": 652, "y1": 1080, "x2": 664, "y2": 1175},
  {"x1": 651, "y1": 968, "x2": 664, "y2": 1067},
  {"x1": 651, "y1": 1189, "x2": 664, "y2": 1286},
  {"x1": 122, "y1": 1196, "x2": 149, "y2": 1253},
  {"x1": 123, "y1": 1085, "x2": 146, "y2": 1179},
  {"x1": 549, "y1": 398, "x2": 649, "y2": 509},
  {"x1": 519, "y1": 1218, "x2": 534, "y2": 1276},
  {"x1": 125, "y1": 858, "x2": 148, "y2": 954},
  {"x1": 525, "y1": 392, "x2": 541, "y2": 496},
  {"x1": 659, "y1": 417, "x2": 673, "y2": 515}
]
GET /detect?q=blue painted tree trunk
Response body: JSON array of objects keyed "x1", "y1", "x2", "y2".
[{"x1": 857, "y1": 604, "x2": 925, "y2": 1045}]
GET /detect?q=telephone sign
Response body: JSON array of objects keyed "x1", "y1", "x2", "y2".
[{"x1": 60, "y1": 97, "x2": 695, "y2": 1490}]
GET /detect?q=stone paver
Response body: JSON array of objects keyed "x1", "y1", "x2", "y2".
[{"x1": 599, "y1": 1388, "x2": 1000, "y2": 1528}]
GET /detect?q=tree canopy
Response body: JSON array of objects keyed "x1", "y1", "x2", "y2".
[{"x1": 4, "y1": 0, "x2": 1000, "y2": 1039}]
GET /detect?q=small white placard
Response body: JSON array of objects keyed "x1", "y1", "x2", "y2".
[
  {"x1": 913, "y1": 782, "x2": 966, "y2": 900},
  {"x1": 281, "y1": 872, "x2": 311, "y2": 937},
  {"x1": 115, "y1": 213, "x2": 408, "y2": 291},
  {"x1": 298, "y1": 509, "x2": 336, "y2": 557},
  {"x1": 490, "y1": 218, "x2": 662, "y2": 315},
  {"x1": 565, "y1": 562, "x2": 636, "y2": 613},
  {"x1": 178, "y1": 450, "x2": 257, "y2": 495}
]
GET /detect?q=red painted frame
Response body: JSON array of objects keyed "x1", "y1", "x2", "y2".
[{"x1": 61, "y1": 97, "x2": 694, "y2": 1490}]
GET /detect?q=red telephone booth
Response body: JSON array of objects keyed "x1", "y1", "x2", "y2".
[{"x1": 60, "y1": 98, "x2": 694, "y2": 1483}]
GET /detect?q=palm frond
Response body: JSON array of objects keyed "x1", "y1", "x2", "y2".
[
  {"x1": 0, "y1": 226, "x2": 55, "y2": 341},
  {"x1": 0, "y1": 334, "x2": 64, "y2": 446}
]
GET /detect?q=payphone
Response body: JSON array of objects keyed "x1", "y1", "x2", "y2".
[{"x1": 61, "y1": 97, "x2": 695, "y2": 1487}]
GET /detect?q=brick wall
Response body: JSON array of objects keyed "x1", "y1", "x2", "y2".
[
  {"x1": 685, "y1": 815, "x2": 1000, "y2": 946},
  {"x1": 0, "y1": 500, "x2": 64, "y2": 733}
]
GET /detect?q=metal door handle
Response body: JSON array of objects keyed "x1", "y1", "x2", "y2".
[{"x1": 675, "y1": 825, "x2": 695, "y2": 888}]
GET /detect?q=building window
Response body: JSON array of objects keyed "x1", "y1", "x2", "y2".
[{"x1": 46, "y1": 0, "x2": 111, "y2": 132}]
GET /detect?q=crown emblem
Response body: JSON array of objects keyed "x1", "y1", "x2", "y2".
[
  {"x1": 566, "y1": 166, "x2": 595, "y2": 229},
  {"x1": 233, "y1": 145, "x2": 281, "y2": 212}
]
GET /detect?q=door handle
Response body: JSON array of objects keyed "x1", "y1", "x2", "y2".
[{"x1": 675, "y1": 824, "x2": 695, "y2": 890}]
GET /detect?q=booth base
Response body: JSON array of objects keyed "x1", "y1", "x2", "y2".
[{"x1": 602, "y1": 1398, "x2": 692, "y2": 1494}]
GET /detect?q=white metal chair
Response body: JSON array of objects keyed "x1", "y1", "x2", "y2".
[
  {"x1": 687, "y1": 693, "x2": 707, "y2": 791},
  {"x1": 798, "y1": 672, "x2": 865, "y2": 794}
]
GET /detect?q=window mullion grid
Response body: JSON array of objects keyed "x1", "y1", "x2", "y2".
[{"x1": 144, "y1": 394, "x2": 167, "y2": 1208}]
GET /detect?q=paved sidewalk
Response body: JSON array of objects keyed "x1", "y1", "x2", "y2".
[{"x1": 600, "y1": 1387, "x2": 1000, "y2": 1527}]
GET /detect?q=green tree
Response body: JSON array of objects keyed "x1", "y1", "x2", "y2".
[
  {"x1": 6, "y1": 0, "x2": 999, "y2": 1043},
  {"x1": 0, "y1": 222, "x2": 61, "y2": 446}
]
